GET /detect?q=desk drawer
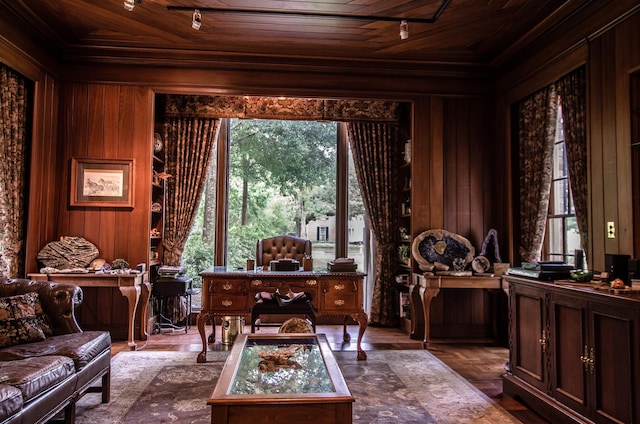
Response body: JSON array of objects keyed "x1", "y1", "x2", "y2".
[
  {"x1": 249, "y1": 278, "x2": 318, "y2": 289},
  {"x1": 206, "y1": 294, "x2": 248, "y2": 311},
  {"x1": 321, "y1": 280, "x2": 360, "y2": 311},
  {"x1": 206, "y1": 279, "x2": 247, "y2": 295}
]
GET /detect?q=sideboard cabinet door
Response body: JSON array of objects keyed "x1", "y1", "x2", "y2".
[
  {"x1": 588, "y1": 300, "x2": 640, "y2": 424},
  {"x1": 509, "y1": 283, "x2": 549, "y2": 394},
  {"x1": 549, "y1": 293, "x2": 589, "y2": 417}
]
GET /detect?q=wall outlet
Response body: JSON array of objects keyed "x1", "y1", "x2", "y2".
[{"x1": 607, "y1": 221, "x2": 616, "y2": 239}]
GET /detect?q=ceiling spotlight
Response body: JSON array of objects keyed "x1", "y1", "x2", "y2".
[
  {"x1": 399, "y1": 20, "x2": 409, "y2": 40},
  {"x1": 123, "y1": 0, "x2": 136, "y2": 11},
  {"x1": 192, "y1": 9, "x2": 202, "y2": 30}
]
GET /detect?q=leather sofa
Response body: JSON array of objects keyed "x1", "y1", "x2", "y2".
[
  {"x1": 256, "y1": 235, "x2": 312, "y2": 267},
  {"x1": 0, "y1": 278, "x2": 111, "y2": 424}
]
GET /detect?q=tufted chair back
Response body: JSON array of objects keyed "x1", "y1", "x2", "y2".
[{"x1": 256, "y1": 235, "x2": 312, "y2": 266}]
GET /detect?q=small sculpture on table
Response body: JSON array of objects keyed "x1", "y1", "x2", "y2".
[
  {"x1": 411, "y1": 229, "x2": 475, "y2": 276},
  {"x1": 258, "y1": 345, "x2": 303, "y2": 372}
]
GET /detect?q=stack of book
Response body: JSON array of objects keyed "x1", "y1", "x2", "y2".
[
  {"x1": 507, "y1": 262, "x2": 573, "y2": 280},
  {"x1": 327, "y1": 258, "x2": 357, "y2": 272}
]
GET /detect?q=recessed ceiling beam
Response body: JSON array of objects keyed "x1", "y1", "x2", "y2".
[{"x1": 167, "y1": 0, "x2": 450, "y2": 24}]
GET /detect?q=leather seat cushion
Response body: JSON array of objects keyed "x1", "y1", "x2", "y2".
[
  {"x1": 0, "y1": 331, "x2": 111, "y2": 371},
  {"x1": 0, "y1": 384, "x2": 22, "y2": 421},
  {"x1": 0, "y1": 356, "x2": 74, "y2": 402}
]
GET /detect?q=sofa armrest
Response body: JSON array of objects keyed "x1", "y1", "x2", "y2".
[{"x1": 0, "y1": 278, "x2": 83, "y2": 334}]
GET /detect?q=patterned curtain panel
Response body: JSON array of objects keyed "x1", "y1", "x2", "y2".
[
  {"x1": 518, "y1": 85, "x2": 558, "y2": 262},
  {"x1": 0, "y1": 64, "x2": 29, "y2": 278},
  {"x1": 556, "y1": 66, "x2": 588, "y2": 258},
  {"x1": 162, "y1": 117, "x2": 220, "y2": 266},
  {"x1": 347, "y1": 121, "x2": 400, "y2": 326}
]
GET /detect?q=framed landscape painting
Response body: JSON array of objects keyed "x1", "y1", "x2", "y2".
[{"x1": 70, "y1": 158, "x2": 134, "y2": 208}]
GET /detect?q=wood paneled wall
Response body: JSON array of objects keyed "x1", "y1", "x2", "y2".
[
  {"x1": 50, "y1": 83, "x2": 154, "y2": 274},
  {"x1": 588, "y1": 12, "x2": 640, "y2": 269},
  {"x1": 497, "y1": 7, "x2": 640, "y2": 271}
]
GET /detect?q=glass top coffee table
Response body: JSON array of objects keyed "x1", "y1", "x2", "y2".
[{"x1": 208, "y1": 333, "x2": 354, "y2": 424}]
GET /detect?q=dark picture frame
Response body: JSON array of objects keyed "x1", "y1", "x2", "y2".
[{"x1": 70, "y1": 158, "x2": 134, "y2": 208}]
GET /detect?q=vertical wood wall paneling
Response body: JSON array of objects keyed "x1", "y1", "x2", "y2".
[
  {"x1": 443, "y1": 98, "x2": 459, "y2": 232},
  {"x1": 25, "y1": 73, "x2": 60, "y2": 274},
  {"x1": 112, "y1": 85, "x2": 132, "y2": 264},
  {"x1": 57, "y1": 83, "x2": 153, "y2": 267},
  {"x1": 54, "y1": 83, "x2": 153, "y2": 340},
  {"x1": 601, "y1": 32, "x2": 620, "y2": 258},
  {"x1": 429, "y1": 96, "x2": 499, "y2": 338},
  {"x1": 429, "y1": 97, "x2": 445, "y2": 230},
  {"x1": 132, "y1": 86, "x2": 155, "y2": 268},
  {"x1": 615, "y1": 16, "x2": 637, "y2": 255},
  {"x1": 588, "y1": 37, "x2": 606, "y2": 271}
]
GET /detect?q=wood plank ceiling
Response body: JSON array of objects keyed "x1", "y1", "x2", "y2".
[{"x1": 2, "y1": 0, "x2": 593, "y2": 72}]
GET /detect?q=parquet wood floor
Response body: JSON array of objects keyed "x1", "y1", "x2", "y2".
[{"x1": 111, "y1": 324, "x2": 548, "y2": 423}]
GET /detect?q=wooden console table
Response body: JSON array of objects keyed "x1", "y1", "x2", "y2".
[
  {"x1": 197, "y1": 267, "x2": 368, "y2": 362},
  {"x1": 28, "y1": 272, "x2": 150, "y2": 350},
  {"x1": 410, "y1": 273, "x2": 503, "y2": 347}
]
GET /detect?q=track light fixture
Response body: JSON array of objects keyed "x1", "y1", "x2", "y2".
[
  {"x1": 124, "y1": 0, "x2": 136, "y2": 11},
  {"x1": 192, "y1": 9, "x2": 202, "y2": 30},
  {"x1": 399, "y1": 20, "x2": 409, "y2": 40}
]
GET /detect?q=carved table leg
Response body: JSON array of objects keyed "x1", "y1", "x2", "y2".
[
  {"x1": 421, "y1": 287, "x2": 440, "y2": 348},
  {"x1": 342, "y1": 315, "x2": 351, "y2": 343},
  {"x1": 138, "y1": 281, "x2": 151, "y2": 341},
  {"x1": 352, "y1": 310, "x2": 368, "y2": 360},
  {"x1": 197, "y1": 312, "x2": 210, "y2": 363},
  {"x1": 119, "y1": 285, "x2": 141, "y2": 351},
  {"x1": 208, "y1": 315, "x2": 216, "y2": 343}
]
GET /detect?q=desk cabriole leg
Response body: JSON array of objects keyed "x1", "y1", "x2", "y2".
[
  {"x1": 197, "y1": 312, "x2": 209, "y2": 363},
  {"x1": 353, "y1": 310, "x2": 368, "y2": 360}
]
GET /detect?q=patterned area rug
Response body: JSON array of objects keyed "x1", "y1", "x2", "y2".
[{"x1": 76, "y1": 349, "x2": 520, "y2": 424}]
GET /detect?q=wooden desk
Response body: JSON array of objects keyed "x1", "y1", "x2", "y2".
[
  {"x1": 197, "y1": 267, "x2": 368, "y2": 363},
  {"x1": 410, "y1": 273, "x2": 503, "y2": 347},
  {"x1": 28, "y1": 272, "x2": 150, "y2": 350}
]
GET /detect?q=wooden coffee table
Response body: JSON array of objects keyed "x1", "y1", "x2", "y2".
[{"x1": 208, "y1": 333, "x2": 354, "y2": 424}]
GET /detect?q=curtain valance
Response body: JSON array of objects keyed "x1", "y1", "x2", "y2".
[{"x1": 165, "y1": 95, "x2": 401, "y2": 123}]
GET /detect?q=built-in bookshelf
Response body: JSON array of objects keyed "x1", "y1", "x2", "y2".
[{"x1": 150, "y1": 131, "x2": 165, "y2": 266}]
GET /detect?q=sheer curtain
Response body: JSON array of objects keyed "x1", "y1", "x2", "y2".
[
  {"x1": 162, "y1": 117, "x2": 220, "y2": 266},
  {"x1": 0, "y1": 64, "x2": 29, "y2": 278},
  {"x1": 347, "y1": 121, "x2": 400, "y2": 326}
]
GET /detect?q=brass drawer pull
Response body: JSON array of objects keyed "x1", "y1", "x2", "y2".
[
  {"x1": 221, "y1": 299, "x2": 233, "y2": 307},
  {"x1": 334, "y1": 299, "x2": 345, "y2": 306},
  {"x1": 251, "y1": 279, "x2": 264, "y2": 286},
  {"x1": 222, "y1": 282, "x2": 233, "y2": 291},
  {"x1": 334, "y1": 283, "x2": 345, "y2": 291},
  {"x1": 306, "y1": 279, "x2": 317, "y2": 286}
]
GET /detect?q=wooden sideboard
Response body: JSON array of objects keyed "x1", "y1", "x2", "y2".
[
  {"x1": 410, "y1": 273, "x2": 504, "y2": 347},
  {"x1": 197, "y1": 267, "x2": 368, "y2": 363},
  {"x1": 28, "y1": 272, "x2": 150, "y2": 350},
  {"x1": 503, "y1": 275, "x2": 640, "y2": 424}
]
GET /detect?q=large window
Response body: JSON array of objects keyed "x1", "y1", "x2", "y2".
[
  {"x1": 183, "y1": 119, "x2": 368, "y2": 308},
  {"x1": 544, "y1": 104, "x2": 582, "y2": 265}
]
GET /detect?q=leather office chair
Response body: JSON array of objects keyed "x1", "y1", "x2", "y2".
[
  {"x1": 255, "y1": 235, "x2": 312, "y2": 267},
  {"x1": 252, "y1": 235, "x2": 315, "y2": 333}
]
